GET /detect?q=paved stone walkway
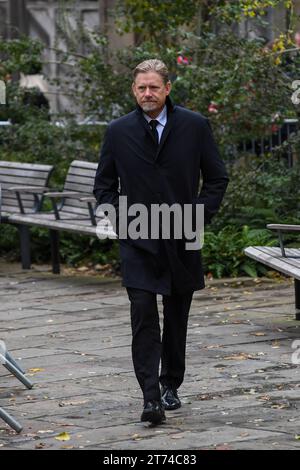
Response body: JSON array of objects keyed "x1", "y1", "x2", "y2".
[{"x1": 0, "y1": 262, "x2": 299, "y2": 450}]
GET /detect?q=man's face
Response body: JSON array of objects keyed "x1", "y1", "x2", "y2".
[{"x1": 132, "y1": 71, "x2": 171, "y2": 116}]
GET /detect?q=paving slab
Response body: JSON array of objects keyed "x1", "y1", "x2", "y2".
[{"x1": 0, "y1": 261, "x2": 299, "y2": 450}]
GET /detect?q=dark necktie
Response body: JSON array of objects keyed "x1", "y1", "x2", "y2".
[{"x1": 149, "y1": 119, "x2": 159, "y2": 146}]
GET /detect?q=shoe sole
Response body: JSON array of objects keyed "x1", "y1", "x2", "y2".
[
  {"x1": 162, "y1": 402, "x2": 181, "y2": 411},
  {"x1": 141, "y1": 411, "x2": 166, "y2": 424}
]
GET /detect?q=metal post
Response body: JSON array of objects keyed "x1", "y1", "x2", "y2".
[
  {"x1": 294, "y1": 279, "x2": 300, "y2": 321},
  {"x1": 49, "y1": 229, "x2": 60, "y2": 274},
  {"x1": 18, "y1": 224, "x2": 31, "y2": 269},
  {"x1": 278, "y1": 230, "x2": 286, "y2": 257}
]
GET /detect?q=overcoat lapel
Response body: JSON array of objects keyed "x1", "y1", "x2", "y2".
[
  {"x1": 134, "y1": 96, "x2": 177, "y2": 163},
  {"x1": 154, "y1": 109, "x2": 176, "y2": 161}
]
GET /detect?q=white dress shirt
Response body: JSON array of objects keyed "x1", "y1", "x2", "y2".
[{"x1": 143, "y1": 105, "x2": 167, "y2": 143}]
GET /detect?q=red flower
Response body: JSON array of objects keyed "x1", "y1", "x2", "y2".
[
  {"x1": 271, "y1": 124, "x2": 279, "y2": 133},
  {"x1": 177, "y1": 55, "x2": 190, "y2": 65},
  {"x1": 208, "y1": 101, "x2": 218, "y2": 113}
]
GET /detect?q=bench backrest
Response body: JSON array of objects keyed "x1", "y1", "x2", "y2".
[
  {"x1": 61, "y1": 160, "x2": 98, "y2": 218},
  {"x1": 0, "y1": 161, "x2": 53, "y2": 215}
]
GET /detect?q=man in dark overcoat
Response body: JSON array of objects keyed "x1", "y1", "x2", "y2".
[{"x1": 94, "y1": 59, "x2": 229, "y2": 424}]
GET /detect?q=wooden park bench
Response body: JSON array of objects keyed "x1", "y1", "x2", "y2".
[
  {"x1": 0, "y1": 160, "x2": 54, "y2": 269},
  {"x1": 8, "y1": 160, "x2": 116, "y2": 274},
  {"x1": 244, "y1": 224, "x2": 300, "y2": 320}
]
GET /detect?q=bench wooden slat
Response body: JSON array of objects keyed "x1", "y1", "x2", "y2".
[
  {"x1": 0, "y1": 175, "x2": 51, "y2": 186},
  {"x1": 2, "y1": 200, "x2": 36, "y2": 209},
  {"x1": 0, "y1": 168, "x2": 52, "y2": 178},
  {"x1": 2, "y1": 196, "x2": 39, "y2": 206},
  {"x1": 2, "y1": 193, "x2": 42, "y2": 203},
  {"x1": 244, "y1": 246, "x2": 300, "y2": 280},
  {"x1": 265, "y1": 246, "x2": 300, "y2": 258},
  {"x1": 59, "y1": 207, "x2": 93, "y2": 217},
  {"x1": 63, "y1": 196, "x2": 95, "y2": 205},
  {"x1": 255, "y1": 246, "x2": 300, "y2": 261},
  {"x1": 63, "y1": 181, "x2": 95, "y2": 193},
  {"x1": 68, "y1": 167, "x2": 98, "y2": 178},
  {"x1": 64, "y1": 174, "x2": 98, "y2": 185},
  {"x1": 70, "y1": 160, "x2": 98, "y2": 170},
  {"x1": 0, "y1": 162, "x2": 53, "y2": 171},
  {"x1": 63, "y1": 161, "x2": 98, "y2": 189},
  {"x1": 8, "y1": 213, "x2": 116, "y2": 237},
  {"x1": 284, "y1": 247, "x2": 300, "y2": 257}
]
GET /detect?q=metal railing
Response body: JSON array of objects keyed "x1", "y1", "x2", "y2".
[{"x1": 228, "y1": 119, "x2": 299, "y2": 167}]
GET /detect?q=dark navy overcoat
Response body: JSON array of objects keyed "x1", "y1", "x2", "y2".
[{"x1": 93, "y1": 97, "x2": 229, "y2": 295}]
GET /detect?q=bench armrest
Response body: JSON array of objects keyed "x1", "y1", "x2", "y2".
[
  {"x1": 43, "y1": 191, "x2": 89, "y2": 198},
  {"x1": 43, "y1": 191, "x2": 94, "y2": 221},
  {"x1": 7, "y1": 186, "x2": 50, "y2": 193},
  {"x1": 6, "y1": 186, "x2": 51, "y2": 213},
  {"x1": 80, "y1": 196, "x2": 96, "y2": 202},
  {"x1": 267, "y1": 224, "x2": 300, "y2": 257},
  {"x1": 267, "y1": 224, "x2": 300, "y2": 232}
]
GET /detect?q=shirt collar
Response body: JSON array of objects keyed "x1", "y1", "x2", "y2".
[{"x1": 143, "y1": 105, "x2": 167, "y2": 127}]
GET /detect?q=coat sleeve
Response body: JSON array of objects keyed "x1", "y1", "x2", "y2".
[
  {"x1": 194, "y1": 118, "x2": 229, "y2": 225},
  {"x1": 93, "y1": 125, "x2": 120, "y2": 234}
]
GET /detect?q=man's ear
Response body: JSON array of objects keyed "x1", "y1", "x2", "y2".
[
  {"x1": 132, "y1": 82, "x2": 136, "y2": 98},
  {"x1": 166, "y1": 80, "x2": 172, "y2": 96}
]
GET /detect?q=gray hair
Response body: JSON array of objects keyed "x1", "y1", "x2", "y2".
[{"x1": 133, "y1": 59, "x2": 170, "y2": 84}]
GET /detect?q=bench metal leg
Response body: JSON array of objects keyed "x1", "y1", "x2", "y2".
[
  {"x1": 0, "y1": 343, "x2": 24, "y2": 433},
  {"x1": 5, "y1": 351, "x2": 25, "y2": 375},
  {"x1": 0, "y1": 407, "x2": 23, "y2": 433},
  {"x1": 18, "y1": 225, "x2": 31, "y2": 269},
  {"x1": 50, "y1": 229, "x2": 60, "y2": 274},
  {"x1": 0, "y1": 342, "x2": 33, "y2": 390},
  {"x1": 295, "y1": 279, "x2": 300, "y2": 321},
  {"x1": 3, "y1": 360, "x2": 33, "y2": 389}
]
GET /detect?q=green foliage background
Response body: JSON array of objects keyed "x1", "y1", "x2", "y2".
[{"x1": 1, "y1": 0, "x2": 300, "y2": 278}]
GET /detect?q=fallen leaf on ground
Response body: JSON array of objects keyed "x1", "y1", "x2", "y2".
[
  {"x1": 35, "y1": 442, "x2": 47, "y2": 449},
  {"x1": 59, "y1": 399, "x2": 89, "y2": 407},
  {"x1": 215, "y1": 444, "x2": 232, "y2": 450},
  {"x1": 55, "y1": 432, "x2": 71, "y2": 441},
  {"x1": 258, "y1": 395, "x2": 271, "y2": 401},
  {"x1": 271, "y1": 400, "x2": 291, "y2": 409},
  {"x1": 223, "y1": 353, "x2": 255, "y2": 360}
]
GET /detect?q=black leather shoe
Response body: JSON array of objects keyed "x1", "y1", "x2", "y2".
[
  {"x1": 141, "y1": 400, "x2": 166, "y2": 424},
  {"x1": 161, "y1": 386, "x2": 181, "y2": 410}
]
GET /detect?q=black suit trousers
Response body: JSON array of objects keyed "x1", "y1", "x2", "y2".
[{"x1": 126, "y1": 285, "x2": 193, "y2": 403}]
